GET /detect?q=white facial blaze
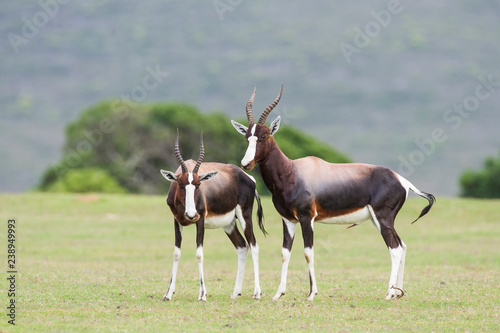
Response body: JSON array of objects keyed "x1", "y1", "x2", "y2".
[
  {"x1": 185, "y1": 172, "x2": 197, "y2": 219},
  {"x1": 241, "y1": 124, "x2": 257, "y2": 167}
]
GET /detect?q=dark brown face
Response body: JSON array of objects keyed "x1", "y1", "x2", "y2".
[
  {"x1": 232, "y1": 85, "x2": 284, "y2": 169},
  {"x1": 175, "y1": 172, "x2": 202, "y2": 222},
  {"x1": 241, "y1": 124, "x2": 272, "y2": 170},
  {"x1": 232, "y1": 116, "x2": 282, "y2": 170},
  {"x1": 161, "y1": 169, "x2": 220, "y2": 222},
  {"x1": 161, "y1": 129, "x2": 220, "y2": 222}
]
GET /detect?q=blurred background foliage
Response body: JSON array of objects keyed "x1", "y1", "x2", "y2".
[
  {"x1": 43, "y1": 168, "x2": 126, "y2": 194},
  {"x1": 459, "y1": 151, "x2": 500, "y2": 198},
  {"x1": 2, "y1": 2, "x2": 500, "y2": 196},
  {"x1": 38, "y1": 101, "x2": 350, "y2": 195}
]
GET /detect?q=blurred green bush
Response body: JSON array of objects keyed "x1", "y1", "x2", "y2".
[
  {"x1": 45, "y1": 168, "x2": 126, "y2": 193},
  {"x1": 38, "y1": 100, "x2": 350, "y2": 195},
  {"x1": 460, "y1": 150, "x2": 500, "y2": 198}
]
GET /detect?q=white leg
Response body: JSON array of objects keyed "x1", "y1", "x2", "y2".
[
  {"x1": 224, "y1": 219, "x2": 249, "y2": 299},
  {"x1": 385, "y1": 245, "x2": 405, "y2": 300},
  {"x1": 196, "y1": 246, "x2": 207, "y2": 301},
  {"x1": 231, "y1": 246, "x2": 248, "y2": 299},
  {"x1": 273, "y1": 218, "x2": 296, "y2": 301},
  {"x1": 163, "y1": 246, "x2": 181, "y2": 301},
  {"x1": 236, "y1": 205, "x2": 261, "y2": 299},
  {"x1": 250, "y1": 244, "x2": 261, "y2": 299},
  {"x1": 273, "y1": 248, "x2": 292, "y2": 300},
  {"x1": 304, "y1": 246, "x2": 318, "y2": 301},
  {"x1": 396, "y1": 241, "x2": 407, "y2": 290}
]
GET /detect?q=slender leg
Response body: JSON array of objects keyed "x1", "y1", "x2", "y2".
[
  {"x1": 196, "y1": 219, "x2": 207, "y2": 301},
  {"x1": 249, "y1": 244, "x2": 261, "y2": 299},
  {"x1": 164, "y1": 220, "x2": 182, "y2": 301},
  {"x1": 386, "y1": 245, "x2": 405, "y2": 300},
  {"x1": 223, "y1": 219, "x2": 248, "y2": 299},
  {"x1": 300, "y1": 217, "x2": 318, "y2": 301},
  {"x1": 236, "y1": 205, "x2": 261, "y2": 299},
  {"x1": 273, "y1": 217, "x2": 296, "y2": 301},
  {"x1": 396, "y1": 241, "x2": 407, "y2": 291},
  {"x1": 380, "y1": 225, "x2": 405, "y2": 300}
]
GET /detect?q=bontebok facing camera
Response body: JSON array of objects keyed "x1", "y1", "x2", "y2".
[{"x1": 160, "y1": 130, "x2": 266, "y2": 301}]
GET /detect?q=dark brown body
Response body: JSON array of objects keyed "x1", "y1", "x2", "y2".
[
  {"x1": 232, "y1": 85, "x2": 435, "y2": 301},
  {"x1": 163, "y1": 160, "x2": 265, "y2": 301},
  {"x1": 260, "y1": 150, "x2": 407, "y2": 236},
  {"x1": 167, "y1": 161, "x2": 260, "y2": 228}
]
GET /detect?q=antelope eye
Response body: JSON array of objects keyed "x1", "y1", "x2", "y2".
[{"x1": 260, "y1": 134, "x2": 266, "y2": 139}]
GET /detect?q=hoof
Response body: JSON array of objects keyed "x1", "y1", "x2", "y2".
[
  {"x1": 385, "y1": 286, "x2": 404, "y2": 300},
  {"x1": 306, "y1": 292, "x2": 317, "y2": 301},
  {"x1": 272, "y1": 292, "x2": 285, "y2": 301},
  {"x1": 230, "y1": 292, "x2": 242, "y2": 300},
  {"x1": 163, "y1": 291, "x2": 173, "y2": 301},
  {"x1": 253, "y1": 287, "x2": 262, "y2": 300}
]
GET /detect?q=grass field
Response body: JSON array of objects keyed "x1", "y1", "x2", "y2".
[{"x1": 1, "y1": 193, "x2": 499, "y2": 332}]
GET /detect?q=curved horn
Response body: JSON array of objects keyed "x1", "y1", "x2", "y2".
[
  {"x1": 258, "y1": 84, "x2": 283, "y2": 125},
  {"x1": 174, "y1": 129, "x2": 188, "y2": 173},
  {"x1": 246, "y1": 86, "x2": 256, "y2": 125},
  {"x1": 193, "y1": 131, "x2": 205, "y2": 174}
]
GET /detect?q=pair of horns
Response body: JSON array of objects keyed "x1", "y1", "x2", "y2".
[
  {"x1": 246, "y1": 84, "x2": 283, "y2": 126},
  {"x1": 174, "y1": 85, "x2": 283, "y2": 171},
  {"x1": 174, "y1": 129, "x2": 204, "y2": 174}
]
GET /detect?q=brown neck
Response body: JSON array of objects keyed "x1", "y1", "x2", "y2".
[{"x1": 257, "y1": 138, "x2": 295, "y2": 195}]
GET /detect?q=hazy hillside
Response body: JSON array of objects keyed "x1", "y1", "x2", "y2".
[{"x1": 1, "y1": 1, "x2": 499, "y2": 195}]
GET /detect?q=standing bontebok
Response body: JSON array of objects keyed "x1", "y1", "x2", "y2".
[
  {"x1": 231, "y1": 86, "x2": 435, "y2": 301},
  {"x1": 160, "y1": 130, "x2": 266, "y2": 301}
]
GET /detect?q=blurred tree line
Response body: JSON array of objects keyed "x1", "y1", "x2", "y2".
[
  {"x1": 38, "y1": 101, "x2": 351, "y2": 195},
  {"x1": 460, "y1": 150, "x2": 500, "y2": 199}
]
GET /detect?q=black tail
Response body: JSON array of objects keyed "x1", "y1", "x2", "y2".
[
  {"x1": 254, "y1": 190, "x2": 267, "y2": 236},
  {"x1": 411, "y1": 191, "x2": 436, "y2": 224}
]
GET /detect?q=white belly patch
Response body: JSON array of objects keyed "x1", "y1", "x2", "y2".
[
  {"x1": 204, "y1": 209, "x2": 236, "y2": 229},
  {"x1": 316, "y1": 206, "x2": 372, "y2": 225}
]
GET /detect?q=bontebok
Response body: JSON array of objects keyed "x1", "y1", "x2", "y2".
[
  {"x1": 232, "y1": 86, "x2": 435, "y2": 301},
  {"x1": 160, "y1": 130, "x2": 266, "y2": 301}
]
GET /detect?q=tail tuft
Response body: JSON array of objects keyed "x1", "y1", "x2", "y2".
[
  {"x1": 254, "y1": 190, "x2": 267, "y2": 236},
  {"x1": 396, "y1": 173, "x2": 436, "y2": 224},
  {"x1": 411, "y1": 192, "x2": 436, "y2": 224}
]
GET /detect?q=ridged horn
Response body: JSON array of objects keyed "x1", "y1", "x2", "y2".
[
  {"x1": 258, "y1": 84, "x2": 283, "y2": 125},
  {"x1": 246, "y1": 86, "x2": 256, "y2": 125},
  {"x1": 174, "y1": 129, "x2": 188, "y2": 173},
  {"x1": 193, "y1": 131, "x2": 205, "y2": 174}
]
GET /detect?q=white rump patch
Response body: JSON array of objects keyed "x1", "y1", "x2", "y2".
[
  {"x1": 395, "y1": 172, "x2": 425, "y2": 199},
  {"x1": 204, "y1": 209, "x2": 236, "y2": 229}
]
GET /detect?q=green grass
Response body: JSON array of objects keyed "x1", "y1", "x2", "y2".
[{"x1": 1, "y1": 193, "x2": 499, "y2": 332}]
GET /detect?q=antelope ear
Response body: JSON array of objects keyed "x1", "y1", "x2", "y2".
[
  {"x1": 160, "y1": 170, "x2": 177, "y2": 182},
  {"x1": 199, "y1": 170, "x2": 219, "y2": 182},
  {"x1": 269, "y1": 116, "x2": 281, "y2": 136},
  {"x1": 231, "y1": 120, "x2": 248, "y2": 136}
]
